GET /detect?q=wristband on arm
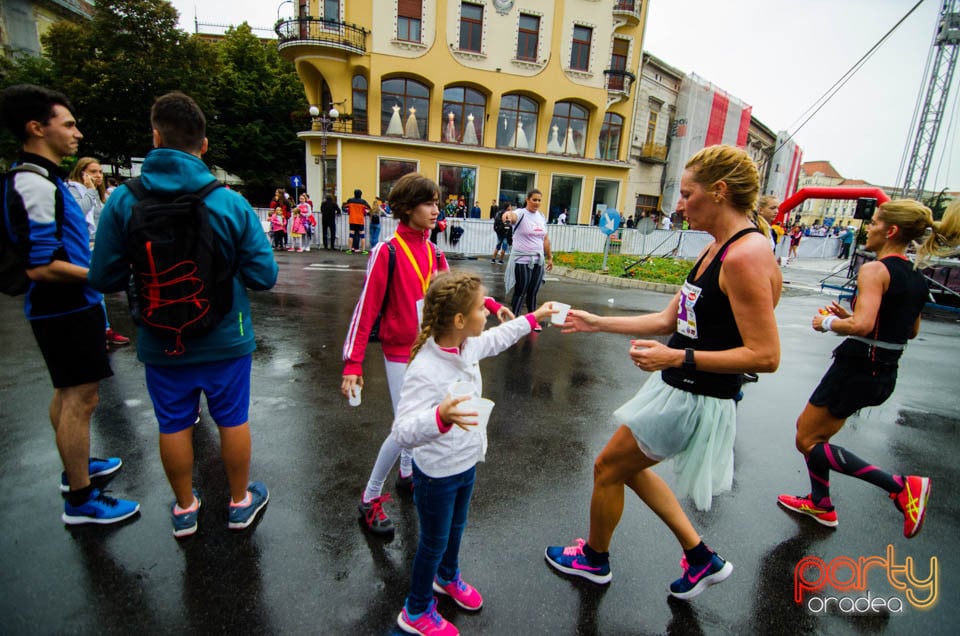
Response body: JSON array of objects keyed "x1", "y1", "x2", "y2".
[{"x1": 821, "y1": 315, "x2": 836, "y2": 333}]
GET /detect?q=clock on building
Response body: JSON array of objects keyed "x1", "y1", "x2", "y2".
[{"x1": 492, "y1": 0, "x2": 515, "y2": 14}]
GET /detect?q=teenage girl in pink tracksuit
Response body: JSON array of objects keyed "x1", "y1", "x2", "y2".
[{"x1": 341, "y1": 173, "x2": 512, "y2": 536}]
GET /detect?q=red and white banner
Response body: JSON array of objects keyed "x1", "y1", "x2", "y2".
[
  {"x1": 766, "y1": 132, "x2": 804, "y2": 218},
  {"x1": 662, "y1": 73, "x2": 753, "y2": 215}
]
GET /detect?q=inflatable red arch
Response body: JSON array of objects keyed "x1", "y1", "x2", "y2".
[{"x1": 776, "y1": 186, "x2": 890, "y2": 225}]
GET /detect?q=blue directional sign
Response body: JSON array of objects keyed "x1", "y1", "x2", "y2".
[
  {"x1": 290, "y1": 175, "x2": 303, "y2": 189},
  {"x1": 599, "y1": 208, "x2": 621, "y2": 236}
]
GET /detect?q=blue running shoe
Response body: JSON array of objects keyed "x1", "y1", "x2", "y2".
[
  {"x1": 59, "y1": 457, "x2": 122, "y2": 492},
  {"x1": 669, "y1": 553, "x2": 733, "y2": 599},
  {"x1": 544, "y1": 538, "x2": 612, "y2": 584},
  {"x1": 62, "y1": 488, "x2": 140, "y2": 525},
  {"x1": 171, "y1": 490, "x2": 202, "y2": 538},
  {"x1": 228, "y1": 482, "x2": 269, "y2": 530}
]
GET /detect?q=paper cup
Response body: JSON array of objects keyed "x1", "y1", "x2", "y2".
[
  {"x1": 461, "y1": 397, "x2": 495, "y2": 434},
  {"x1": 449, "y1": 381, "x2": 478, "y2": 399},
  {"x1": 549, "y1": 302, "x2": 571, "y2": 325},
  {"x1": 348, "y1": 385, "x2": 362, "y2": 407}
]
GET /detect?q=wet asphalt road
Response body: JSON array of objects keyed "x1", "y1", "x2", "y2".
[{"x1": 0, "y1": 249, "x2": 958, "y2": 635}]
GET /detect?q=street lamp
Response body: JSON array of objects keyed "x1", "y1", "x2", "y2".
[
  {"x1": 276, "y1": 0, "x2": 293, "y2": 22},
  {"x1": 309, "y1": 105, "x2": 339, "y2": 197}
]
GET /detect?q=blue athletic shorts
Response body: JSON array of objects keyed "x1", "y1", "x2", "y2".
[{"x1": 145, "y1": 355, "x2": 252, "y2": 434}]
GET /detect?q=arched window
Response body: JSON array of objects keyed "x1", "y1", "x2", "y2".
[
  {"x1": 381, "y1": 78, "x2": 429, "y2": 140},
  {"x1": 548, "y1": 101, "x2": 588, "y2": 157},
  {"x1": 352, "y1": 75, "x2": 368, "y2": 134},
  {"x1": 496, "y1": 94, "x2": 538, "y2": 151},
  {"x1": 597, "y1": 112, "x2": 623, "y2": 160},
  {"x1": 441, "y1": 87, "x2": 486, "y2": 145}
]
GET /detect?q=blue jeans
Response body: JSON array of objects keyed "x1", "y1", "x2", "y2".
[{"x1": 405, "y1": 463, "x2": 476, "y2": 615}]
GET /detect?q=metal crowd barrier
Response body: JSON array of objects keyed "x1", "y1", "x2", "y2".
[{"x1": 253, "y1": 210, "x2": 844, "y2": 260}]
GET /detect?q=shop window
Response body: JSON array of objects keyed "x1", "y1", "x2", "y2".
[{"x1": 381, "y1": 78, "x2": 429, "y2": 140}]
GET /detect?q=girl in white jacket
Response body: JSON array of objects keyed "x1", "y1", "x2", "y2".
[{"x1": 392, "y1": 271, "x2": 554, "y2": 636}]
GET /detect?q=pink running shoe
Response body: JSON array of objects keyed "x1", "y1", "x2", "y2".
[
  {"x1": 105, "y1": 328, "x2": 130, "y2": 346},
  {"x1": 891, "y1": 475, "x2": 931, "y2": 538},
  {"x1": 433, "y1": 573, "x2": 483, "y2": 610},
  {"x1": 777, "y1": 493, "x2": 838, "y2": 528},
  {"x1": 397, "y1": 597, "x2": 458, "y2": 635}
]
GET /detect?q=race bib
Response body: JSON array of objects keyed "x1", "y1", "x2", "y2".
[{"x1": 676, "y1": 281, "x2": 702, "y2": 339}]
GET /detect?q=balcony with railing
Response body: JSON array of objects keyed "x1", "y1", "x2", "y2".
[
  {"x1": 275, "y1": 17, "x2": 368, "y2": 56},
  {"x1": 604, "y1": 68, "x2": 636, "y2": 95},
  {"x1": 613, "y1": 0, "x2": 642, "y2": 25},
  {"x1": 637, "y1": 141, "x2": 667, "y2": 163}
]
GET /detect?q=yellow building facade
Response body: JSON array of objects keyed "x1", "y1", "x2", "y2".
[{"x1": 278, "y1": 0, "x2": 646, "y2": 224}]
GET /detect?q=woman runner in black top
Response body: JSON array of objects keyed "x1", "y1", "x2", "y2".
[
  {"x1": 544, "y1": 145, "x2": 782, "y2": 600},
  {"x1": 777, "y1": 198, "x2": 960, "y2": 538}
]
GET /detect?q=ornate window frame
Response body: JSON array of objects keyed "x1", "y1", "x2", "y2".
[
  {"x1": 512, "y1": 10, "x2": 545, "y2": 68},
  {"x1": 452, "y1": 1, "x2": 488, "y2": 60},
  {"x1": 392, "y1": 0, "x2": 427, "y2": 49},
  {"x1": 567, "y1": 21, "x2": 597, "y2": 77}
]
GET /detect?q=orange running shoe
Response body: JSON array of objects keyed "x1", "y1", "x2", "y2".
[{"x1": 777, "y1": 493, "x2": 838, "y2": 528}]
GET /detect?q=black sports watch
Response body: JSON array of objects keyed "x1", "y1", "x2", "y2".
[{"x1": 683, "y1": 348, "x2": 696, "y2": 372}]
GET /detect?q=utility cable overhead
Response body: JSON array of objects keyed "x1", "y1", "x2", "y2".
[{"x1": 775, "y1": 0, "x2": 927, "y2": 156}]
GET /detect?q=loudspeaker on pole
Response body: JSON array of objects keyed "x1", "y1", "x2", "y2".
[{"x1": 854, "y1": 197, "x2": 877, "y2": 220}]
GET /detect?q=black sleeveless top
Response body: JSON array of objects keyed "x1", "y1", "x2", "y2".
[
  {"x1": 834, "y1": 255, "x2": 928, "y2": 364},
  {"x1": 661, "y1": 227, "x2": 760, "y2": 399}
]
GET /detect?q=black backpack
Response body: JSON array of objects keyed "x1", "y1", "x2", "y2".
[
  {"x1": 124, "y1": 178, "x2": 234, "y2": 356},
  {"x1": 0, "y1": 165, "x2": 62, "y2": 296},
  {"x1": 493, "y1": 210, "x2": 505, "y2": 236}
]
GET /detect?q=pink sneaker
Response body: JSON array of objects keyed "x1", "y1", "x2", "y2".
[
  {"x1": 891, "y1": 475, "x2": 931, "y2": 538},
  {"x1": 397, "y1": 597, "x2": 458, "y2": 635},
  {"x1": 777, "y1": 493, "x2": 838, "y2": 527},
  {"x1": 433, "y1": 573, "x2": 483, "y2": 610}
]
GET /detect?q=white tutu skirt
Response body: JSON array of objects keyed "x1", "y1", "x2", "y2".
[{"x1": 612, "y1": 373, "x2": 736, "y2": 511}]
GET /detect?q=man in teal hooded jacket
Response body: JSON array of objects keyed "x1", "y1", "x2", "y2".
[{"x1": 89, "y1": 91, "x2": 278, "y2": 538}]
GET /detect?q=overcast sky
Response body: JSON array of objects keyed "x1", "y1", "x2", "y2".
[{"x1": 170, "y1": 0, "x2": 958, "y2": 192}]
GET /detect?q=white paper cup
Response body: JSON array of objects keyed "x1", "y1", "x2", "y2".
[
  {"x1": 550, "y1": 302, "x2": 571, "y2": 325},
  {"x1": 348, "y1": 385, "x2": 362, "y2": 407},
  {"x1": 449, "y1": 381, "x2": 478, "y2": 399},
  {"x1": 461, "y1": 397, "x2": 495, "y2": 434}
]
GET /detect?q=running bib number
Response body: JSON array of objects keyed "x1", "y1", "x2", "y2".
[{"x1": 676, "y1": 281, "x2": 702, "y2": 339}]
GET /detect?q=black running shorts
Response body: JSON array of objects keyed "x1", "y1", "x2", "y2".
[
  {"x1": 808, "y1": 356, "x2": 897, "y2": 419},
  {"x1": 30, "y1": 304, "x2": 113, "y2": 388}
]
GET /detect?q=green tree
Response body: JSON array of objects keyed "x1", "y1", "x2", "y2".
[
  {"x1": 204, "y1": 24, "x2": 308, "y2": 204},
  {"x1": 39, "y1": 0, "x2": 217, "y2": 172},
  {"x1": 923, "y1": 189, "x2": 950, "y2": 221},
  {"x1": 0, "y1": 55, "x2": 58, "y2": 164},
  {"x1": 1, "y1": 0, "x2": 307, "y2": 201}
]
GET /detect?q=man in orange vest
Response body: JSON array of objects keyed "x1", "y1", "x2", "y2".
[{"x1": 342, "y1": 188, "x2": 371, "y2": 254}]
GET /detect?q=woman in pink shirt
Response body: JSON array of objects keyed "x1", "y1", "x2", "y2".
[{"x1": 501, "y1": 188, "x2": 553, "y2": 329}]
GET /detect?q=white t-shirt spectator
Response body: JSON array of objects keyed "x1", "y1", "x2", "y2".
[{"x1": 661, "y1": 216, "x2": 673, "y2": 230}]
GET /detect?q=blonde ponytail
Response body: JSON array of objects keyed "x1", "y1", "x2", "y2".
[{"x1": 916, "y1": 198, "x2": 960, "y2": 267}]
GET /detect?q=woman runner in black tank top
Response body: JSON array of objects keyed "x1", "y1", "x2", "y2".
[
  {"x1": 777, "y1": 198, "x2": 960, "y2": 539},
  {"x1": 543, "y1": 145, "x2": 782, "y2": 599}
]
